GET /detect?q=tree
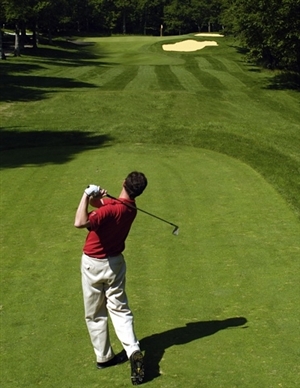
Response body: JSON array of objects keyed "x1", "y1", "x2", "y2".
[
  {"x1": 0, "y1": 1, "x2": 6, "y2": 59},
  {"x1": 164, "y1": 0, "x2": 194, "y2": 35},
  {"x1": 34, "y1": 0, "x2": 70, "y2": 44},
  {"x1": 190, "y1": 0, "x2": 222, "y2": 32},
  {"x1": 221, "y1": 0, "x2": 300, "y2": 71},
  {"x1": 136, "y1": 0, "x2": 166, "y2": 35},
  {"x1": 0, "y1": 30, "x2": 6, "y2": 60}
]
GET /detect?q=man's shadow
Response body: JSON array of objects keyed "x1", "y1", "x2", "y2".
[{"x1": 139, "y1": 317, "x2": 247, "y2": 382}]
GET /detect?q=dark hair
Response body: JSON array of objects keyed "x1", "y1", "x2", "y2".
[{"x1": 124, "y1": 171, "x2": 148, "y2": 199}]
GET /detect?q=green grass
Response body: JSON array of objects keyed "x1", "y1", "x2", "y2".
[
  {"x1": 1, "y1": 34, "x2": 299, "y2": 216},
  {"x1": 1, "y1": 34, "x2": 300, "y2": 387}
]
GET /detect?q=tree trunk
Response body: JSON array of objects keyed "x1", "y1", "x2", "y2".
[
  {"x1": 123, "y1": 12, "x2": 126, "y2": 34},
  {"x1": 14, "y1": 26, "x2": 21, "y2": 56},
  {"x1": 48, "y1": 29, "x2": 53, "y2": 45},
  {"x1": 0, "y1": 30, "x2": 6, "y2": 59},
  {"x1": 32, "y1": 27, "x2": 38, "y2": 49},
  {"x1": 21, "y1": 26, "x2": 26, "y2": 49}
]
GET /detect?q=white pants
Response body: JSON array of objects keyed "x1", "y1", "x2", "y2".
[{"x1": 81, "y1": 253, "x2": 140, "y2": 363}]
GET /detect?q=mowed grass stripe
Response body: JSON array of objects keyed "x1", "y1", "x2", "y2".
[
  {"x1": 170, "y1": 65, "x2": 205, "y2": 92},
  {"x1": 155, "y1": 65, "x2": 185, "y2": 91},
  {"x1": 101, "y1": 65, "x2": 139, "y2": 90},
  {"x1": 124, "y1": 65, "x2": 160, "y2": 91},
  {"x1": 56, "y1": 65, "x2": 103, "y2": 83},
  {"x1": 188, "y1": 58, "x2": 226, "y2": 90},
  {"x1": 218, "y1": 57, "x2": 248, "y2": 74},
  {"x1": 199, "y1": 55, "x2": 249, "y2": 89},
  {"x1": 209, "y1": 68, "x2": 247, "y2": 90},
  {"x1": 195, "y1": 56, "x2": 215, "y2": 69},
  {"x1": 204, "y1": 55, "x2": 229, "y2": 71},
  {"x1": 219, "y1": 58, "x2": 262, "y2": 88},
  {"x1": 78, "y1": 66, "x2": 124, "y2": 87}
]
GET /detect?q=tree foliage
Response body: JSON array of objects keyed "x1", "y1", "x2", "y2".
[
  {"x1": 221, "y1": 0, "x2": 300, "y2": 71},
  {"x1": 1, "y1": 0, "x2": 299, "y2": 71}
]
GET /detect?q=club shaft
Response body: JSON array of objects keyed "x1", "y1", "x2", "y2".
[{"x1": 106, "y1": 194, "x2": 177, "y2": 228}]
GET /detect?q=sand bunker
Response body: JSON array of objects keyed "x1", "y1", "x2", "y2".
[
  {"x1": 162, "y1": 39, "x2": 218, "y2": 52},
  {"x1": 195, "y1": 33, "x2": 224, "y2": 37}
]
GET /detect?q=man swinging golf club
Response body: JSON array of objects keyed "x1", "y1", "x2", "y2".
[{"x1": 74, "y1": 171, "x2": 148, "y2": 385}]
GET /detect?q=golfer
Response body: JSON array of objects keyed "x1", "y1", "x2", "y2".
[{"x1": 74, "y1": 171, "x2": 147, "y2": 385}]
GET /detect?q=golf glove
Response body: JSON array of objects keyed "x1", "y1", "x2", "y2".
[{"x1": 85, "y1": 184, "x2": 101, "y2": 197}]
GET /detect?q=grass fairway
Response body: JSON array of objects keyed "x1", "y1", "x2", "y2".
[
  {"x1": 1, "y1": 145, "x2": 300, "y2": 387},
  {"x1": 1, "y1": 34, "x2": 300, "y2": 387},
  {"x1": 1, "y1": 34, "x2": 299, "y2": 215}
]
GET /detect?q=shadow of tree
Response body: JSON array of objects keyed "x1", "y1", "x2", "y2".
[
  {"x1": 0, "y1": 39, "x2": 114, "y2": 103},
  {"x1": 22, "y1": 38, "x2": 113, "y2": 66},
  {"x1": 0, "y1": 129, "x2": 113, "y2": 168},
  {"x1": 139, "y1": 317, "x2": 248, "y2": 383},
  {"x1": 0, "y1": 61, "x2": 98, "y2": 103},
  {"x1": 230, "y1": 44, "x2": 249, "y2": 56},
  {"x1": 23, "y1": 45, "x2": 97, "y2": 62},
  {"x1": 266, "y1": 71, "x2": 300, "y2": 91},
  {"x1": 231, "y1": 45, "x2": 300, "y2": 91},
  {"x1": 3, "y1": 35, "x2": 99, "y2": 61}
]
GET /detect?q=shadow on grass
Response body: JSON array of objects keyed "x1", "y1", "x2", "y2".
[
  {"x1": 231, "y1": 45, "x2": 300, "y2": 91},
  {"x1": 3, "y1": 36, "x2": 99, "y2": 62},
  {"x1": 0, "y1": 40, "x2": 114, "y2": 103},
  {"x1": 0, "y1": 61, "x2": 98, "y2": 103},
  {"x1": 266, "y1": 71, "x2": 300, "y2": 91},
  {"x1": 139, "y1": 317, "x2": 247, "y2": 382},
  {"x1": 231, "y1": 45, "x2": 249, "y2": 56},
  {"x1": 21, "y1": 38, "x2": 113, "y2": 66},
  {"x1": 0, "y1": 129, "x2": 113, "y2": 168}
]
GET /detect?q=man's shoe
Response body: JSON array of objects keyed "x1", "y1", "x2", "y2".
[
  {"x1": 96, "y1": 351, "x2": 128, "y2": 369},
  {"x1": 130, "y1": 350, "x2": 145, "y2": 385},
  {"x1": 97, "y1": 356, "x2": 119, "y2": 369}
]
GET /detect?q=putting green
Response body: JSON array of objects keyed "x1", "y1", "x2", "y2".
[{"x1": 1, "y1": 143, "x2": 299, "y2": 387}]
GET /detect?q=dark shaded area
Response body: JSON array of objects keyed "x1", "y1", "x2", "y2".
[
  {"x1": 0, "y1": 129, "x2": 113, "y2": 168},
  {"x1": 22, "y1": 42, "x2": 99, "y2": 63},
  {"x1": 2, "y1": 35, "x2": 99, "y2": 61},
  {"x1": 0, "y1": 38, "x2": 112, "y2": 103},
  {"x1": 0, "y1": 63, "x2": 46, "y2": 102},
  {"x1": 266, "y1": 71, "x2": 300, "y2": 91},
  {"x1": 139, "y1": 317, "x2": 247, "y2": 382},
  {"x1": 231, "y1": 44, "x2": 249, "y2": 56},
  {"x1": 231, "y1": 45, "x2": 300, "y2": 91},
  {"x1": 0, "y1": 72, "x2": 97, "y2": 102}
]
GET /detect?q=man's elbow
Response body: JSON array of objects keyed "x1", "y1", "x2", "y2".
[
  {"x1": 74, "y1": 221, "x2": 82, "y2": 228},
  {"x1": 74, "y1": 219, "x2": 88, "y2": 228}
]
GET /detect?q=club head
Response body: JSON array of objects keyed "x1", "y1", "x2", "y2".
[{"x1": 172, "y1": 226, "x2": 179, "y2": 236}]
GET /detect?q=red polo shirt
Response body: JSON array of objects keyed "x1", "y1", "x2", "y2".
[{"x1": 83, "y1": 198, "x2": 137, "y2": 258}]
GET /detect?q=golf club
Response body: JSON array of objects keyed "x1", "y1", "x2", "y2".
[{"x1": 106, "y1": 193, "x2": 179, "y2": 235}]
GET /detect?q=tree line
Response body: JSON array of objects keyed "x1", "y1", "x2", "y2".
[{"x1": 0, "y1": 0, "x2": 299, "y2": 71}]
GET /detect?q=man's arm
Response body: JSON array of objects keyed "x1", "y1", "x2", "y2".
[
  {"x1": 74, "y1": 187, "x2": 107, "y2": 228},
  {"x1": 74, "y1": 193, "x2": 90, "y2": 229},
  {"x1": 89, "y1": 197, "x2": 104, "y2": 208}
]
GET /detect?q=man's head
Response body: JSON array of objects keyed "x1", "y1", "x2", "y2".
[{"x1": 124, "y1": 171, "x2": 148, "y2": 199}]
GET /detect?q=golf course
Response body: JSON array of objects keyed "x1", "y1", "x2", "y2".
[{"x1": 1, "y1": 33, "x2": 300, "y2": 387}]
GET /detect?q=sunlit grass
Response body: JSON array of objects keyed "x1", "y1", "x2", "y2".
[{"x1": 1, "y1": 34, "x2": 300, "y2": 387}]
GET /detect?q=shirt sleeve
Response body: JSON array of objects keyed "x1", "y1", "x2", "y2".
[{"x1": 88, "y1": 209, "x2": 103, "y2": 230}]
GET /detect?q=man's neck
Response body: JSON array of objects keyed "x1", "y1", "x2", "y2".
[{"x1": 119, "y1": 187, "x2": 132, "y2": 200}]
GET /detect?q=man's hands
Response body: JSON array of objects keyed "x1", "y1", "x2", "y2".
[
  {"x1": 85, "y1": 184, "x2": 100, "y2": 197},
  {"x1": 84, "y1": 184, "x2": 107, "y2": 198},
  {"x1": 75, "y1": 184, "x2": 107, "y2": 228}
]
